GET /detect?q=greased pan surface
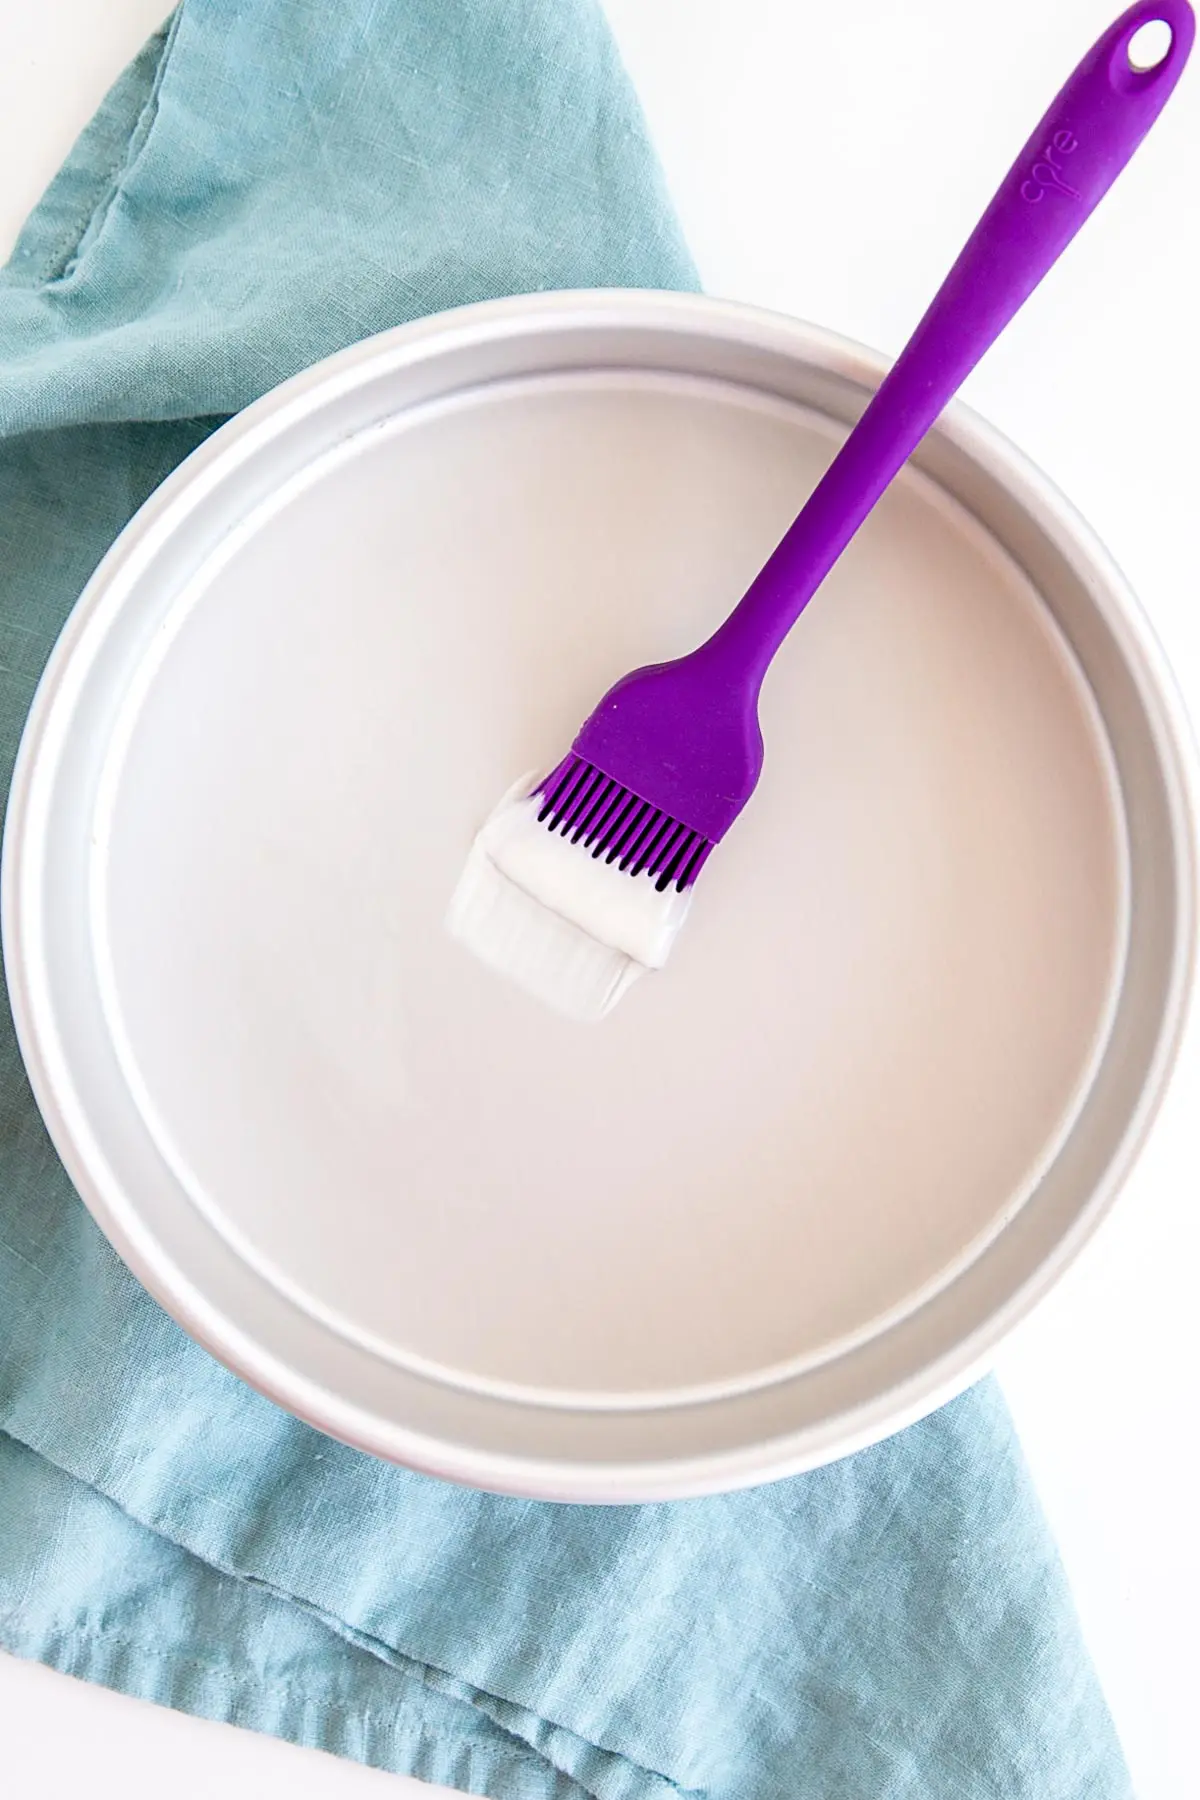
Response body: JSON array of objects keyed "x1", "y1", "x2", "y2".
[{"x1": 3, "y1": 293, "x2": 1192, "y2": 1499}]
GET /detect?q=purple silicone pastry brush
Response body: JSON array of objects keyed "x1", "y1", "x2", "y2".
[{"x1": 448, "y1": 0, "x2": 1193, "y2": 1020}]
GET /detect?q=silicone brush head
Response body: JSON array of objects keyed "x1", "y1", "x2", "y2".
[
  {"x1": 535, "y1": 754, "x2": 715, "y2": 891},
  {"x1": 446, "y1": 650, "x2": 762, "y2": 1019}
]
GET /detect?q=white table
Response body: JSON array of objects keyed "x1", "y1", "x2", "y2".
[{"x1": 1, "y1": 3, "x2": 1196, "y2": 1795}]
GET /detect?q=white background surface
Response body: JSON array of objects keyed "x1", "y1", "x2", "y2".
[{"x1": 0, "y1": 1, "x2": 1197, "y2": 1795}]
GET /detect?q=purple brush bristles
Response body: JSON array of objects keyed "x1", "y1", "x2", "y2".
[{"x1": 535, "y1": 756, "x2": 714, "y2": 894}]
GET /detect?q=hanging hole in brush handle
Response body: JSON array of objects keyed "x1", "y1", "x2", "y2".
[
  {"x1": 1125, "y1": 17, "x2": 1176, "y2": 71},
  {"x1": 709, "y1": 0, "x2": 1195, "y2": 682}
]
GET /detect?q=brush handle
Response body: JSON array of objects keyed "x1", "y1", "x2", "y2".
[{"x1": 703, "y1": 0, "x2": 1194, "y2": 686}]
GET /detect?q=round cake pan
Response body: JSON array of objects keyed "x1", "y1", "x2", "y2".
[{"x1": 2, "y1": 290, "x2": 1195, "y2": 1500}]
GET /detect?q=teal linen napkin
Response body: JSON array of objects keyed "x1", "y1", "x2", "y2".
[{"x1": 0, "y1": 4, "x2": 1132, "y2": 1795}]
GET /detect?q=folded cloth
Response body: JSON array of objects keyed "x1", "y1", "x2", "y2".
[{"x1": 0, "y1": 3, "x2": 1132, "y2": 1795}]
